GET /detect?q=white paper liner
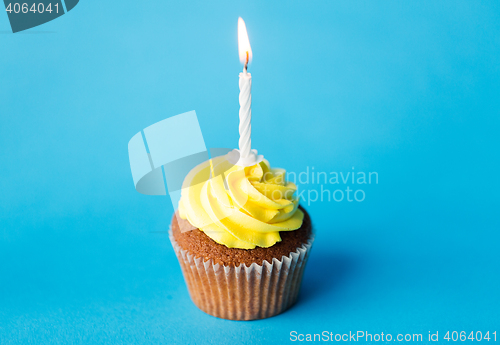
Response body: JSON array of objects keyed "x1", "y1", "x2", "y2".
[{"x1": 169, "y1": 230, "x2": 314, "y2": 320}]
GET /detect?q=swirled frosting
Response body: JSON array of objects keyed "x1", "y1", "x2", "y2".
[{"x1": 178, "y1": 156, "x2": 304, "y2": 249}]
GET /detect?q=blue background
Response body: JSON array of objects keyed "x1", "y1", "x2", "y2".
[{"x1": 1, "y1": 1, "x2": 499, "y2": 343}]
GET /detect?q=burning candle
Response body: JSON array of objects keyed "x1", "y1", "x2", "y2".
[
  {"x1": 233, "y1": 17, "x2": 262, "y2": 167},
  {"x1": 238, "y1": 17, "x2": 252, "y2": 160}
]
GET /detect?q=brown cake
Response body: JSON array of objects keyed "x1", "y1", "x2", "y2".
[
  {"x1": 169, "y1": 157, "x2": 314, "y2": 320},
  {"x1": 169, "y1": 207, "x2": 313, "y2": 320},
  {"x1": 171, "y1": 206, "x2": 312, "y2": 267}
]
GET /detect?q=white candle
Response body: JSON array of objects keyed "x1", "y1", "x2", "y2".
[
  {"x1": 238, "y1": 17, "x2": 253, "y2": 160},
  {"x1": 238, "y1": 68, "x2": 252, "y2": 159},
  {"x1": 232, "y1": 17, "x2": 264, "y2": 167}
]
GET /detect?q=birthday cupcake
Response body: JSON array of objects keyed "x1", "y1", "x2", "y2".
[{"x1": 169, "y1": 154, "x2": 313, "y2": 320}]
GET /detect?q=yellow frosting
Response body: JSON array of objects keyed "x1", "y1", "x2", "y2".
[{"x1": 178, "y1": 155, "x2": 304, "y2": 249}]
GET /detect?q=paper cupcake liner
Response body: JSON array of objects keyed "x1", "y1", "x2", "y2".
[{"x1": 169, "y1": 230, "x2": 314, "y2": 321}]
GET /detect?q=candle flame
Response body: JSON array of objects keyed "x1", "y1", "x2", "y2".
[{"x1": 238, "y1": 17, "x2": 252, "y2": 67}]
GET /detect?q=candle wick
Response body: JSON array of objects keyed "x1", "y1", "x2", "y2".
[{"x1": 244, "y1": 51, "x2": 249, "y2": 72}]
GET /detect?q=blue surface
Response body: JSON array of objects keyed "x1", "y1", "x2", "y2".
[{"x1": 1, "y1": 1, "x2": 499, "y2": 344}]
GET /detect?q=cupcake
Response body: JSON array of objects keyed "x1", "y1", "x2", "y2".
[{"x1": 169, "y1": 154, "x2": 313, "y2": 320}]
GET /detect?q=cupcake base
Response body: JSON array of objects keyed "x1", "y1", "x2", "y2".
[{"x1": 169, "y1": 231, "x2": 313, "y2": 320}]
